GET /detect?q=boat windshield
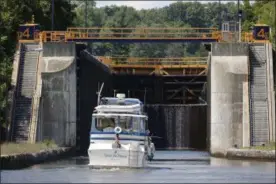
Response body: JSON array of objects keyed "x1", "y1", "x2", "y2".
[{"x1": 91, "y1": 115, "x2": 146, "y2": 134}]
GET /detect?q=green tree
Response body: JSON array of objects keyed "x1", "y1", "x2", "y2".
[
  {"x1": 0, "y1": 36, "x2": 12, "y2": 129},
  {"x1": 80, "y1": 1, "x2": 240, "y2": 57},
  {"x1": 242, "y1": 0, "x2": 256, "y2": 31},
  {"x1": 0, "y1": 0, "x2": 76, "y2": 129},
  {"x1": 72, "y1": 1, "x2": 96, "y2": 27},
  {"x1": 254, "y1": 1, "x2": 275, "y2": 45}
]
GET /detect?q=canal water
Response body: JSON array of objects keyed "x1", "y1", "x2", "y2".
[{"x1": 2, "y1": 151, "x2": 275, "y2": 183}]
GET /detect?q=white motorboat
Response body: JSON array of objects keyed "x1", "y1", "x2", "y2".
[{"x1": 88, "y1": 93, "x2": 155, "y2": 168}]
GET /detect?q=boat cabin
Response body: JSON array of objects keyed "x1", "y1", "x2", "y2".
[{"x1": 91, "y1": 114, "x2": 148, "y2": 136}]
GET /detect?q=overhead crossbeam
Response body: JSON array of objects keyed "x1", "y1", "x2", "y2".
[
  {"x1": 98, "y1": 57, "x2": 207, "y2": 67},
  {"x1": 32, "y1": 27, "x2": 220, "y2": 42},
  {"x1": 17, "y1": 22, "x2": 271, "y2": 43},
  {"x1": 97, "y1": 56, "x2": 208, "y2": 75}
]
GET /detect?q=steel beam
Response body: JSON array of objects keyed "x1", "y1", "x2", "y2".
[{"x1": 164, "y1": 82, "x2": 206, "y2": 85}]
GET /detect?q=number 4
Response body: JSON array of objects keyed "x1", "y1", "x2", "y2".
[
  {"x1": 22, "y1": 28, "x2": 30, "y2": 39},
  {"x1": 257, "y1": 28, "x2": 265, "y2": 38}
]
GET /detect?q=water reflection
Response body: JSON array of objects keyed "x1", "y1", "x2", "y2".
[
  {"x1": 30, "y1": 150, "x2": 275, "y2": 170},
  {"x1": 210, "y1": 157, "x2": 275, "y2": 168},
  {"x1": 2, "y1": 151, "x2": 275, "y2": 183}
]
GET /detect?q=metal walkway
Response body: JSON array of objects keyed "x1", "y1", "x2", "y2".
[
  {"x1": 42, "y1": 27, "x2": 220, "y2": 43},
  {"x1": 18, "y1": 22, "x2": 270, "y2": 44},
  {"x1": 97, "y1": 56, "x2": 207, "y2": 75}
]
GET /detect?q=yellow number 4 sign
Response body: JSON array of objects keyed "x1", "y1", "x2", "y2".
[
  {"x1": 257, "y1": 28, "x2": 265, "y2": 38},
  {"x1": 22, "y1": 28, "x2": 30, "y2": 39}
]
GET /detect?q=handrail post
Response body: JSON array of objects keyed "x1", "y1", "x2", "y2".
[
  {"x1": 9, "y1": 43, "x2": 23, "y2": 141},
  {"x1": 28, "y1": 45, "x2": 42, "y2": 143}
]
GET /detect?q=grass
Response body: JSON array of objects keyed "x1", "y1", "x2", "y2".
[
  {"x1": 0, "y1": 140, "x2": 58, "y2": 156},
  {"x1": 243, "y1": 142, "x2": 276, "y2": 151}
]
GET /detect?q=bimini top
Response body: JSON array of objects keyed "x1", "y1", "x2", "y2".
[
  {"x1": 100, "y1": 97, "x2": 143, "y2": 106},
  {"x1": 95, "y1": 104, "x2": 142, "y2": 114},
  {"x1": 94, "y1": 97, "x2": 144, "y2": 114}
]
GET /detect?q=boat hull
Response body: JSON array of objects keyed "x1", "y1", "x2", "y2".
[{"x1": 88, "y1": 144, "x2": 147, "y2": 168}]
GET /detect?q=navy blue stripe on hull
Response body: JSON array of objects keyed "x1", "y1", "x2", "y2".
[
  {"x1": 90, "y1": 137, "x2": 145, "y2": 141},
  {"x1": 90, "y1": 132, "x2": 147, "y2": 136}
]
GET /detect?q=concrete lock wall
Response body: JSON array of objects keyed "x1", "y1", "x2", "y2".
[
  {"x1": 266, "y1": 43, "x2": 275, "y2": 143},
  {"x1": 5, "y1": 43, "x2": 22, "y2": 140},
  {"x1": 37, "y1": 43, "x2": 77, "y2": 146},
  {"x1": 209, "y1": 43, "x2": 249, "y2": 155},
  {"x1": 43, "y1": 42, "x2": 76, "y2": 57},
  {"x1": 206, "y1": 52, "x2": 211, "y2": 151},
  {"x1": 77, "y1": 50, "x2": 112, "y2": 153},
  {"x1": 273, "y1": 48, "x2": 276, "y2": 142}
]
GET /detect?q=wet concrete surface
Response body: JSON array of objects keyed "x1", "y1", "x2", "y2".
[{"x1": 2, "y1": 151, "x2": 275, "y2": 183}]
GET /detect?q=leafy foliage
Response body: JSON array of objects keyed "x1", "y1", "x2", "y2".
[
  {"x1": 241, "y1": 0, "x2": 275, "y2": 45},
  {"x1": 77, "y1": 2, "x2": 238, "y2": 57},
  {"x1": 75, "y1": 1, "x2": 275, "y2": 56},
  {"x1": 0, "y1": 0, "x2": 75, "y2": 128}
]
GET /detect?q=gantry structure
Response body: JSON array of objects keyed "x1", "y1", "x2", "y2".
[
  {"x1": 16, "y1": 21, "x2": 270, "y2": 104},
  {"x1": 19, "y1": 26, "x2": 266, "y2": 43},
  {"x1": 17, "y1": 21, "x2": 270, "y2": 75}
]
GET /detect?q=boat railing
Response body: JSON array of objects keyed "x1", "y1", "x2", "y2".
[
  {"x1": 94, "y1": 111, "x2": 142, "y2": 115},
  {"x1": 93, "y1": 113, "x2": 148, "y2": 119}
]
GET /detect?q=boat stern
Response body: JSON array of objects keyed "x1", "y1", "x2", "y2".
[{"x1": 88, "y1": 142, "x2": 147, "y2": 168}]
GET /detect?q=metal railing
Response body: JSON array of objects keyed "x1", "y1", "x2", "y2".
[
  {"x1": 9, "y1": 43, "x2": 23, "y2": 141},
  {"x1": 17, "y1": 27, "x2": 270, "y2": 43},
  {"x1": 28, "y1": 45, "x2": 42, "y2": 143},
  {"x1": 97, "y1": 56, "x2": 208, "y2": 68},
  {"x1": 38, "y1": 27, "x2": 220, "y2": 42}
]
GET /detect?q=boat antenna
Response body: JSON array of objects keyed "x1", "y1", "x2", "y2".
[
  {"x1": 97, "y1": 82, "x2": 105, "y2": 105},
  {"x1": 113, "y1": 89, "x2": 117, "y2": 97},
  {"x1": 144, "y1": 87, "x2": 147, "y2": 106}
]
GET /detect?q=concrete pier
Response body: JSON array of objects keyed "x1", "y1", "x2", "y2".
[
  {"x1": 208, "y1": 43, "x2": 249, "y2": 155},
  {"x1": 36, "y1": 43, "x2": 77, "y2": 146}
]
